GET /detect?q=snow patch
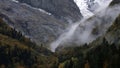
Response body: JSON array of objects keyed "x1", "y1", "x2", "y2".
[
  {"x1": 38, "y1": 9, "x2": 52, "y2": 15},
  {"x1": 21, "y1": 3, "x2": 52, "y2": 15},
  {"x1": 12, "y1": 0, "x2": 19, "y2": 3},
  {"x1": 11, "y1": 0, "x2": 52, "y2": 15},
  {"x1": 74, "y1": 0, "x2": 112, "y2": 18},
  {"x1": 74, "y1": 0, "x2": 94, "y2": 18}
]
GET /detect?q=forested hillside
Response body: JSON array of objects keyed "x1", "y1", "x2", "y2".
[
  {"x1": 0, "y1": 18, "x2": 58, "y2": 68},
  {"x1": 0, "y1": 0, "x2": 120, "y2": 68},
  {"x1": 55, "y1": 15, "x2": 120, "y2": 68},
  {"x1": 1, "y1": 14, "x2": 119, "y2": 68}
]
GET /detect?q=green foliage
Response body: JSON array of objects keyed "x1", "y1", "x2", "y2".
[
  {"x1": 0, "y1": 44, "x2": 33, "y2": 67},
  {"x1": 0, "y1": 18, "x2": 36, "y2": 48},
  {"x1": 0, "y1": 14, "x2": 120, "y2": 68},
  {"x1": 57, "y1": 36, "x2": 120, "y2": 68},
  {"x1": 0, "y1": 18, "x2": 57, "y2": 68},
  {"x1": 110, "y1": 0, "x2": 120, "y2": 6}
]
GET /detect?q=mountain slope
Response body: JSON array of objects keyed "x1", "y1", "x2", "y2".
[
  {"x1": 0, "y1": 0, "x2": 68, "y2": 45},
  {"x1": 53, "y1": 1, "x2": 120, "y2": 68},
  {"x1": 16, "y1": 0, "x2": 82, "y2": 22},
  {"x1": 0, "y1": 13, "x2": 120, "y2": 68},
  {"x1": 55, "y1": 14, "x2": 120, "y2": 68},
  {"x1": 0, "y1": 17, "x2": 58, "y2": 68},
  {"x1": 0, "y1": 0, "x2": 120, "y2": 68}
]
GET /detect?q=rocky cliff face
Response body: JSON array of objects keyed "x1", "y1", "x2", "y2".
[
  {"x1": 16, "y1": 0, "x2": 82, "y2": 22},
  {"x1": 0, "y1": 0, "x2": 69, "y2": 45},
  {"x1": 87, "y1": 0, "x2": 112, "y2": 12},
  {"x1": 87, "y1": 0, "x2": 99, "y2": 12}
]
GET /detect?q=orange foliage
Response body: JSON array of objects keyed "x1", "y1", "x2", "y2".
[
  {"x1": 103, "y1": 60, "x2": 108, "y2": 68},
  {"x1": 84, "y1": 61, "x2": 90, "y2": 68}
]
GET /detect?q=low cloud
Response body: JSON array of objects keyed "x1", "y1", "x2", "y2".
[{"x1": 50, "y1": 3, "x2": 120, "y2": 52}]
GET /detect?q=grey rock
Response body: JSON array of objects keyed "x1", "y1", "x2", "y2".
[
  {"x1": 87, "y1": 0, "x2": 100, "y2": 12},
  {"x1": 16, "y1": 0, "x2": 83, "y2": 22},
  {"x1": 0, "y1": 0, "x2": 67, "y2": 45}
]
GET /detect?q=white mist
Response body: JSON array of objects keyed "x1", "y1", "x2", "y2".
[{"x1": 50, "y1": 0, "x2": 120, "y2": 52}]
